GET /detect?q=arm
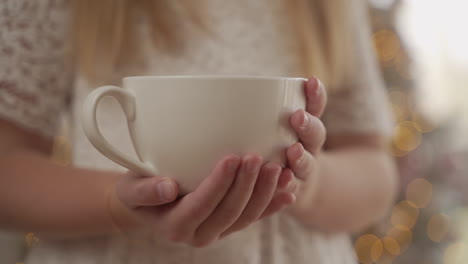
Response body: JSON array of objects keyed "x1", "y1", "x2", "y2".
[
  {"x1": 0, "y1": 119, "x2": 293, "y2": 245},
  {"x1": 286, "y1": 78, "x2": 398, "y2": 233},
  {"x1": 0, "y1": 120, "x2": 124, "y2": 239}
]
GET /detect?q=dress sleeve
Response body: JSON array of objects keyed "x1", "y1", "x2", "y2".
[
  {"x1": 0, "y1": 0, "x2": 73, "y2": 139},
  {"x1": 321, "y1": 0, "x2": 393, "y2": 136}
]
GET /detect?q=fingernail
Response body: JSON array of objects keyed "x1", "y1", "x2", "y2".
[
  {"x1": 307, "y1": 77, "x2": 320, "y2": 96},
  {"x1": 301, "y1": 112, "x2": 309, "y2": 129},
  {"x1": 314, "y1": 78, "x2": 322, "y2": 96},
  {"x1": 158, "y1": 180, "x2": 176, "y2": 201}
]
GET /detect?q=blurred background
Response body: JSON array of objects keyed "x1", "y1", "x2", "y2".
[
  {"x1": 355, "y1": 0, "x2": 468, "y2": 263},
  {"x1": 2, "y1": 0, "x2": 468, "y2": 263}
]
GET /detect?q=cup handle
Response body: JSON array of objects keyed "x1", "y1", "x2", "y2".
[{"x1": 81, "y1": 86, "x2": 156, "y2": 176}]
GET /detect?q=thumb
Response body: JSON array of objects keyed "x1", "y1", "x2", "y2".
[{"x1": 116, "y1": 173, "x2": 179, "y2": 208}]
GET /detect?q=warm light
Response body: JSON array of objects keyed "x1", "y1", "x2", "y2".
[
  {"x1": 406, "y1": 178, "x2": 432, "y2": 208},
  {"x1": 25, "y1": 232, "x2": 39, "y2": 247},
  {"x1": 389, "y1": 143, "x2": 409, "y2": 157},
  {"x1": 393, "y1": 121, "x2": 422, "y2": 152},
  {"x1": 387, "y1": 226, "x2": 413, "y2": 253},
  {"x1": 391, "y1": 200, "x2": 420, "y2": 229},
  {"x1": 373, "y1": 29, "x2": 401, "y2": 63},
  {"x1": 383, "y1": 236, "x2": 401, "y2": 256},
  {"x1": 355, "y1": 234, "x2": 383, "y2": 264},
  {"x1": 427, "y1": 213, "x2": 450, "y2": 242},
  {"x1": 444, "y1": 242, "x2": 468, "y2": 264},
  {"x1": 412, "y1": 111, "x2": 436, "y2": 133}
]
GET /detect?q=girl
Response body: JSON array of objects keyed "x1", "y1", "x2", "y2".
[{"x1": 0, "y1": 0, "x2": 397, "y2": 263}]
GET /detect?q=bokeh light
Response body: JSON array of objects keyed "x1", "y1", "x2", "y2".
[
  {"x1": 444, "y1": 242, "x2": 468, "y2": 264},
  {"x1": 427, "y1": 213, "x2": 450, "y2": 242},
  {"x1": 355, "y1": 234, "x2": 383, "y2": 264},
  {"x1": 411, "y1": 111, "x2": 437, "y2": 133},
  {"x1": 24, "y1": 232, "x2": 39, "y2": 248},
  {"x1": 393, "y1": 121, "x2": 422, "y2": 152},
  {"x1": 389, "y1": 142, "x2": 409, "y2": 157},
  {"x1": 383, "y1": 236, "x2": 401, "y2": 256},
  {"x1": 391, "y1": 200, "x2": 420, "y2": 229},
  {"x1": 406, "y1": 178, "x2": 432, "y2": 208},
  {"x1": 373, "y1": 29, "x2": 401, "y2": 63},
  {"x1": 387, "y1": 226, "x2": 413, "y2": 253}
]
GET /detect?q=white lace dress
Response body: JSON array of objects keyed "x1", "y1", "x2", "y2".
[{"x1": 0, "y1": 0, "x2": 391, "y2": 263}]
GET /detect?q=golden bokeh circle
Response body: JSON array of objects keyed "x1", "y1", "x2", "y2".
[
  {"x1": 25, "y1": 232, "x2": 39, "y2": 247},
  {"x1": 389, "y1": 143, "x2": 409, "y2": 157},
  {"x1": 391, "y1": 200, "x2": 420, "y2": 229},
  {"x1": 427, "y1": 213, "x2": 450, "y2": 242},
  {"x1": 373, "y1": 29, "x2": 401, "y2": 63},
  {"x1": 406, "y1": 178, "x2": 432, "y2": 208},
  {"x1": 387, "y1": 226, "x2": 413, "y2": 252},
  {"x1": 393, "y1": 121, "x2": 422, "y2": 152},
  {"x1": 412, "y1": 111, "x2": 436, "y2": 133},
  {"x1": 355, "y1": 234, "x2": 383, "y2": 264},
  {"x1": 383, "y1": 236, "x2": 401, "y2": 256},
  {"x1": 444, "y1": 242, "x2": 468, "y2": 264}
]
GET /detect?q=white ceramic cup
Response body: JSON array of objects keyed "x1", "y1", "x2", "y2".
[{"x1": 81, "y1": 76, "x2": 306, "y2": 193}]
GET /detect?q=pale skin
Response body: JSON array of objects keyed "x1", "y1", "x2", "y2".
[{"x1": 0, "y1": 77, "x2": 398, "y2": 247}]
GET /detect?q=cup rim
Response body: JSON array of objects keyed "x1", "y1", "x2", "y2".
[{"x1": 123, "y1": 75, "x2": 307, "y2": 81}]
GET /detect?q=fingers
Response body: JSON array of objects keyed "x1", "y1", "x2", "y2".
[
  {"x1": 116, "y1": 173, "x2": 179, "y2": 208},
  {"x1": 194, "y1": 154, "x2": 263, "y2": 246},
  {"x1": 305, "y1": 77, "x2": 327, "y2": 118},
  {"x1": 220, "y1": 162, "x2": 282, "y2": 237},
  {"x1": 260, "y1": 192, "x2": 296, "y2": 219},
  {"x1": 286, "y1": 143, "x2": 317, "y2": 181},
  {"x1": 277, "y1": 168, "x2": 295, "y2": 189},
  {"x1": 289, "y1": 110, "x2": 326, "y2": 155},
  {"x1": 164, "y1": 155, "x2": 241, "y2": 242}
]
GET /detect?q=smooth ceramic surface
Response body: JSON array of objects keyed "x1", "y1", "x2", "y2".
[{"x1": 82, "y1": 76, "x2": 306, "y2": 193}]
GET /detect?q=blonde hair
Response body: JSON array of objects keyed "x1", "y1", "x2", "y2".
[{"x1": 71, "y1": 0, "x2": 355, "y2": 88}]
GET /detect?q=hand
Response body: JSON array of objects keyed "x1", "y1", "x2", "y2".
[
  {"x1": 284, "y1": 77, "x2": 327, "y2": 215},
  {"x1": 110, "y1": 154, "x2": 295, "y2": 248}
]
